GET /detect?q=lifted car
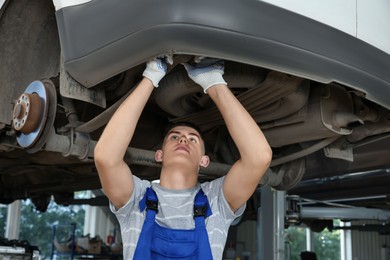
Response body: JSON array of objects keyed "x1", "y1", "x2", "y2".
[{"x1": 0, "y1": 0, "x2": 389, "y2": 214}]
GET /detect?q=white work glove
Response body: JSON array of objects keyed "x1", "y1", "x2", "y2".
[
  {"x1": 143, "y1": 55, "x2": 173, "y2": 87},
  {"x1": 183, "y1": 58, "x2": 227, "y2": 94}
]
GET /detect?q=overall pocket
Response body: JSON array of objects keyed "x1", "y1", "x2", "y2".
[{"x1": 150, "y1": 226, "x2": 198, "y2": 260}]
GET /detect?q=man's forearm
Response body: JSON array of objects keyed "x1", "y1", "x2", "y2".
[
  {"x1": 207, "y1": 84, "x2": 270, "y2": 163},
  {"x1": 208, "y1": 83, "x2": 272, "y2": 211},
  {"x1": 95, "y1": 78, "x2": 154, "y2": 166}
]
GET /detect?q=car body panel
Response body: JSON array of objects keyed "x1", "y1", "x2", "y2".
[
  {"x1": 1, "y1": 0, "x2": 390, "y2": 214},
  {"x1": 55, "y1": 0, "x2": 390, "y2": 110}
]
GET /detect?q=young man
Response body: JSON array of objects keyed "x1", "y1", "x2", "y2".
[{"x1": 94, "y1": 56, "x2": 272, "y2": 259}]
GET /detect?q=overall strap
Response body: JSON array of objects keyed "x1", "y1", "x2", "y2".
[
  {"x1": 139, "y1": 187, "x2": 212, "y2": 223},
  {"x1": 134, "y1": 187, "x2": 158, "y2": 259},
  {"x1": 193, "y1": 188, "x2": 213, "y2": 259},
  {"x1": 139, "y1": 187, "x2": 158, "y2": 220},
  {"x1": 193, "y1": 188, "x2": 212, "y2": 228}
]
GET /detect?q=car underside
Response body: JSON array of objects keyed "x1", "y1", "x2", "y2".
[{"x1": 0, "y1": 0, "x2": 389, "y2": 217}]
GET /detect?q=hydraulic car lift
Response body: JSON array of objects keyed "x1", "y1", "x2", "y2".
[{"x1": 257, "y1": 187, "x2": 390, "y2": 260}]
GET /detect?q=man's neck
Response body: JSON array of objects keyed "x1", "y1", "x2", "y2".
[{"x1": 159, "y1": 166, "x2": 198, "y2": 190}]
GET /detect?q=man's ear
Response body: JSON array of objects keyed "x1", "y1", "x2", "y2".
[
  {"x1": 155, "y1": 150, "x2": 163, "y2": 162},
  {"x1": 199, "y1": 155, "x2": 210, "y2": 168}
]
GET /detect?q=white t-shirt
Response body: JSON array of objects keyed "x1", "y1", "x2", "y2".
[{"x1": 110, "y1": 175, "x2": 245, "y2": 260}]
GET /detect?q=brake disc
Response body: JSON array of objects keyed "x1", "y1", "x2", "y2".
[{"x1": 13, "y1": 79, "x2": 57, "y2": 152}]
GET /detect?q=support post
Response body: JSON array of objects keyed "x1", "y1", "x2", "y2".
[
  {"x1": 5, "y1": 200, "x2": 21, "y2": 239},
  {"x1": 258, "y1": 186, "x2": 286, "y2": 260},
  {"x1": 306, "y1": 228, "x2": 313, "y2": 251}
]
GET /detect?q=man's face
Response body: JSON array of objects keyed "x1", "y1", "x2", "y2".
[{"x1": 155, "y1": 126, "x2": 209, "y2": 169}]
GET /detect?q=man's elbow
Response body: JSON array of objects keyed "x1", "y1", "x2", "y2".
[
  {"x1": 262, "y1": 145, "x2": 273, "y2": 167},
  {"x1": 250, "y1": 145, "x2": 273, "y2": 173},
  {"x1": 94, "y1": 141, "x2": 113, "y2": 170},
  {"x1": 94, "y1": 142, "x2": 104, "y2": 167}
]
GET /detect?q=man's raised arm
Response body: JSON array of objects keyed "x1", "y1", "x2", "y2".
[
  {"x1": 94, "y1": 57, "x2": 170, "y2": 209},
  {"x1": 183, "y1": 60, "x2": 272, "y2": 212}
]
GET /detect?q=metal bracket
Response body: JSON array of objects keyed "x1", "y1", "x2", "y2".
[
  {"x1": 59, "y1": 56, "x2": 106, "y2": 108},
  {"x1": 285, "y1": 195, "x2": 390, "y2": 222}
]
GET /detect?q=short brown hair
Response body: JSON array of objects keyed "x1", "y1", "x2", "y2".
[{"x1": 163, "y1": 121, "x2": 205, "y2": 141}]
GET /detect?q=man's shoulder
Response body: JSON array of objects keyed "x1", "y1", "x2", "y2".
[
  {"x1": 200, "y1": 176, "x2": 225, "y2": 200},
  {"x1": 200, "y1": 176, "x2": 225, "y2": 189}
]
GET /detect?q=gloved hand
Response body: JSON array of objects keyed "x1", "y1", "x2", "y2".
[
  {"x1": 183, "y1": 58, "x2": 227, "y2": 93},
  {"x1": 143, "y1": 55, "x2": 173, "y2": 87}
]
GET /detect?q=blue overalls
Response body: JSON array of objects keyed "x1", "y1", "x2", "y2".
[{"x1": 133, "y1": 187, "x2": 213, "y2": 259}]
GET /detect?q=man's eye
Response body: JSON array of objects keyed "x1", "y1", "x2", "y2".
[
  {"x1": 189, "y1": 138, "x2": 197, "y2": 143},
  {"x1": 171, "y1": 135, "x2": 178, "y2": 140}
]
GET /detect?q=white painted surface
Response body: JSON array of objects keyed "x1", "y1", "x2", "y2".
[
  {"x1": 52, "y1": 0, "x2": 92, "y2": 11},
  {"x1": 261, "y1": 0, "x2": 390, "y2": 54}
]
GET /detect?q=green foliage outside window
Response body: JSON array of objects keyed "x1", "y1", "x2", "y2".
[
  {"x1": 286, "y1": 225, "x2": 307, "y2": 260},
  {"x1": 1, "y1": 196, "x2": 85, "y2": 259},
  {"x1": 312, "y1": 226, "x2": 341, "y2": 260},
  {"x1": 286, "y1": 220, "x2": 341, "y2": 260}
]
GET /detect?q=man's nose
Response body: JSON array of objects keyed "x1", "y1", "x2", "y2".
[{"x1": 179, "y1": 136, "x2": 188, "y2": 143}]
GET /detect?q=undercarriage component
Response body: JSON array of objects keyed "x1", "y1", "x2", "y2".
[
  {"x1": 60, "y1": 56, "x2": 106, "y2": 108},
  {"x1": 263, "y1": 85, "x2": 361, "y2": 147},
  {"x1": 347, "y1": 107, "x2": 390, "y2": 143},
  {"x1": 13, "y1": 81, "x2": 48, "y2": 147},
  {"x1": 165, "y1": 69, "x2": 305, "y2": 131},
  {"x1": 271, "y1": 158, "x2": 306, "y2": 191},
  {"x1": 13, "y1": 93, "x2": 42, "y2": 134},
  {"x1": 155, "y1": 62, "x2": 268, "y2": 118},
  {"x1": 76, "y1": 90, "x2": 131, "y2": 133},
  {"x1": 28, "y1": 79, "x2": 57, "y2": 153},
  {"x1": 44, "y1": 129, "x2": 92, "y2": 160},
  {"x1": 271, "y1": 136, "x2": 340, "y2": 167},
  {"x1": 0, "y1": 0, "x2": 60, "y2": 125}
]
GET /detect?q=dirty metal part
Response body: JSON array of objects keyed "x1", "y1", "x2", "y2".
[
  {"x1": 13, "y1": 93, "x2": 42, "y2": 133},
  {"x1": 174, "y1": 71, "x2": 304, "y2": 130},
  {"x1": 44, "y1": 128, "x2": 92, "y2": 160},
  {"x1": 26, "y1": 79, "x2": 57, "y2": 153},
  {"x1": 260, "y1": 168, "x2": 282, "y2": 187},
  {"x1": 60, "y1": 56, "x2": 106, "y2": 108},
  {"x1": 0, "y1": 135, "x2": 18, "y2": 151},
  {"x1": 61, "y1": 96, "x2": 80, "y2": 126},
  {"x1": 262, "y1": 144, "x2": 307, "y2": 190},
  {"x1": 346, "y1": 110, "x2": 390, "y2": 143},
  {"x1": 285, "y1": 195, "x2": 301, "y2": 225},
  {"x1": 263, "y1": 136, "x2": 340, "y2": 189},
  {"x1": 352, "y1": 93, "x2": 380, "y2": 123},
  {"x1": 76, "y1": 90, "x2": 132, "y2": 133},
  {"x1": 58, "y1": 96, "x2": 85, "y2": 134},
  {"x1": 323, "y1": 137, "x2": 354, "y2": 162},
  {"x1": 321, "y1": 84, "x2": 363, "y2": 134},
  {"x1": 271, "y1": 136, "x2": 340, "y2": 167},
  {"x1": 14, "y1": 80, "x2": 49, "y2": 148},
  {"x1": 250, "y1": 80, "x2": 310, "y2": 125},
  {"x1": 75, "y1": 55, "x2": 190, "y2": 134},
  {"x1": 271, "y1": 157, "x2": 306, "y2": 191},
  {"x1": 263, "y1": 86, "x2": 359, "y2": 147}
]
